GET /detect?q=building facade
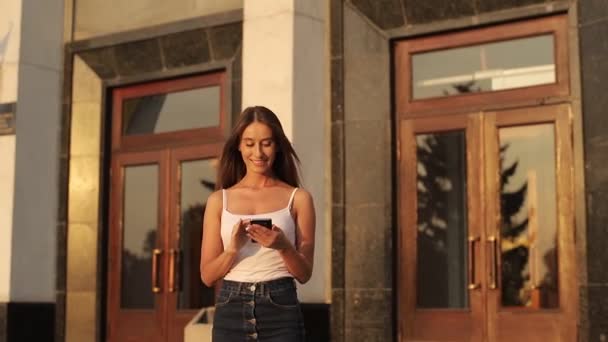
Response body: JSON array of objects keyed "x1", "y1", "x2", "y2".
[{"x1": 1, "y1": 0, "x2": 607, "y2": 341}]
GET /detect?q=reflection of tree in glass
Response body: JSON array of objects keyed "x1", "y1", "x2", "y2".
[
  {"x1": 499, "y1": 144, "x2": 530, "y2": 306},
  {"x1": 121, "y1": 230, "x2": 156, "y2": 308},
  {"x1": 442, "y1": 80, "x2": 481, "y2": 96},
  {"x1": 179, "y1": 179, "x2": 216, "y2": 309},
  {"x1": 416, "y1": 133, "x2": 467, "y2": 308}
]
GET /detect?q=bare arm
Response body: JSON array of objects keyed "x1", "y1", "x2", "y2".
[
  {"x1": 279, "y1": 189, "x2": 316, "y2": 284},
  {"x1": 200, "y1": 190, "x2": 248, "y2": 287}
]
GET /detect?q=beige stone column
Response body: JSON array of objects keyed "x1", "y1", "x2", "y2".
[{"x1": 242, "y1": 0, "x2": 329, "y2": 303}]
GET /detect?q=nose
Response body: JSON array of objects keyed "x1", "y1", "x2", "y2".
[{"x1": 254, "y1": 144, "x2": 264, "y2": 157}]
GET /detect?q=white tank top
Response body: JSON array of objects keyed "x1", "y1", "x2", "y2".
[{"x1": 220, "y1": 188, "x2": 298, "y2": 282}]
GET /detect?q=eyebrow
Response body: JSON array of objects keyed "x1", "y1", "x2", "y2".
[{"x1": 242, "y1": 137, "x2": 273, "y2": 141}]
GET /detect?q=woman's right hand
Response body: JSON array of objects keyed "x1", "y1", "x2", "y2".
[{"x1": 226, "y1": 219, "x2": 250, "y2": 253}]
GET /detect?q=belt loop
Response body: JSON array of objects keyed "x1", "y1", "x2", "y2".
[
  {"x1": 236, "y1": 282, "x2": 243, "y2": 294},
  {"x1": 260, "y1": 282, "x2": 265, "y2": 295}
]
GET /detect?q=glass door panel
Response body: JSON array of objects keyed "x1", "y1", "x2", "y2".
[
  {"x1": 485, "y1": 105, "x2": 576, "y2": 342},
  {"x1": 415, "y1": 131, "x2": 469, "y2": 309},
  {"x1": 399, "y1": 115, "x2": 484, "y2": 342},
  {"x1": 498, "y1": 124, "x2": 558, "y2": 309},
  {"x1": 166, "y1": 143, "x2": 222, "y2": 342},
  {"x1": 177, "y1": 158, "x2": 218, "y2": 309},
  {"x1": 107, "y1": 151, "x2": 167, "y2": 342},
  {"x1": 121, "y1": 164, "x2": 160, "y2": 309}
]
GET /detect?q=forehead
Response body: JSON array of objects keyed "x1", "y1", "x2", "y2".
[{"x1": 241, "y1": 122, "x2": 273, "y2": 139}]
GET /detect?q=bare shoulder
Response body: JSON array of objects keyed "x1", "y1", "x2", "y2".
[
  {"x1": 293, "y1": 188, "x2": 314, "y2": 208},
  {"x1": 206, "y1": 189, "x2": 224, "y2": 212}
]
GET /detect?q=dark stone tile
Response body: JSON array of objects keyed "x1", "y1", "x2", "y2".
[
  {"x1": 114, "y1": 39, "x2": 163, "y2": 77},
  {"x1": 476, "y1": 0, "x2": 547, "y2": 13},
  {"x1": 588, "y1": 285, "x2": 608, "y2": 340},
  {"x1": 351, "y1": 0, "x2": 404, "y2": 30},
  {"x1": 331, "y1": 0, "x2": 344, "y2": 57},
  {"x1": 579, "y1": 285, "x2": 590, "y2": 342},
  {"x1": 344, "y1": 289, "x2": 392, "y2": 334},
  {"x1": 55, "y1": 291, "x2": 66, "y2": 342},
  {"x1": 404, "y1": 0, "x2": 474, "y2": 24},
  {"x1": 344, "y1": 6, "x2": 389, "y2": 121},
  {"x1": 579, "y1": 0, "x2": 608, "y2": 26},
  {"x1": 57, "y1": 156, "x2": 69, "y2": 223},
  {"x1": 345, "y1": 327, "x2": 392, "y2": 342},
  {"x1": 345, "y1": 205, "x2": 393, "y2": 288},
  {"x1": 301, "y1": 304, "x2": 330, "y2": 342},
  {"x1": 6, "y1": 303, "x2": 54, "y2": 342},
  {"x1": 231, "y1": 46, "x2": 242, "y2": 79},
  {"x1": 332, "y1": 204, "x2": 345, "y2": 288},
  {"x1": 579, "y1": 22, "x2": 608, "y2": 69},
  {"x1": 331, "y1": 58, "x2": 344, "y2": 122},
  {"x1": 0, "y1": 303, "x2": 6, "y2": 342},
  {"x1": 78, "y1": 47, "x2": 117, "y2": 79},
  {"x1": 586, "y1": 191, "x2": 608, "y2": 283},
  {"x1": 160, "y1": 29, "x2": 211, "y2": 69},
  {"x1": 584, "y1": 139, "x2": 608, "y2": 191},
  {"x1": 209, "y1": 23, "x2": 243, "y2": 60},
  {"x1": 344, "y1": 120, "x2": 391, "y2": 205},
  {"x1": 59, "y1": 103, "x2": 70, "y2": 156},
  {"x1": 331, "y1": 288, "x2": 345, "y2": 342},
  {"x1": 331, "y1": 122, "x2": 344, "y2": 205},
  {"x1": 56, "y1": 222, "x2": 67, "y2": 291},
  {"x1": 231, "y1": 79, "x2": 242, "y2": 128}
]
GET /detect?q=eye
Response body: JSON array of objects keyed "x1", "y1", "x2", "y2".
[
  {"x1": 245, "y1": 143, "x2": 254, "y2": 147},
  {"x1": 262, "y1": 140, "x2": 273, "y2": 147}
]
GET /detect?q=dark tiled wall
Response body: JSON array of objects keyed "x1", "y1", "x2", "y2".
[
  {"x1": 332, "y1": 3, "x2": 394, "y2": 342},
  {"x1": 579, "y1": 0, "x2": 608, "y2": 339},
  {"x1": 348, "y1": 0, "x2": 552, "y2": 28}
]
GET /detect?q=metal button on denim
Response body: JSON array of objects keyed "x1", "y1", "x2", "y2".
[{"x1": 250, "y1": 285, "x2": 256, "y2": 291}]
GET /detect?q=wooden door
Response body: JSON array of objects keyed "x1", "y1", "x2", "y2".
[
  {"x1": 397, "y1": 104, "x2": 577, "y2": 341},
  {"x1": 108, "y1": 150, "x2": 169, "y2": 342},
  {"x1": 166, "y1": 144, "x2": 222, "y2": 342},
  {"x1": 398, "y1": 112, "x2": 486, "y2": 341},
  {"x1": 484, "y1": 104, "x2": 577, "y2": 342}
]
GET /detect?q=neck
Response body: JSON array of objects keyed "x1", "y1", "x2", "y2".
[{"x1": 240, "y1": 172, "x2": 276, "y2": 189}]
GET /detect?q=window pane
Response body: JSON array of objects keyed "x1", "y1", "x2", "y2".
[
  {"x1": 122, "y1": 85, "x2": 220, "y2": 135},
  {"x1": 121, "y1": 164, "x2": 158, "y2": 309},
  {"x1": 499, "y1": 124, "x2": 558, "y2": 309},
  {"x1": 412, "y1": 35, "x2": 555, "y2": 99},
  {"x1": 416, "y1": 131, "x2": 469, "y2": 309},
  {"x1": 177, "y1": 158, "x2": 217, "y2": 309}
]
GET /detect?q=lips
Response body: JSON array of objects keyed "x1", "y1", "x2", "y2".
[{"x1": 251, "y1": 159, "x2": 266, "y2": 166}]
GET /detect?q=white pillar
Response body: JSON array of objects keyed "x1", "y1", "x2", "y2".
[
  {"x1": 242, "y1": 0, "x2": 329, "y2": 303},
  {"x1": 9, "y1": 0, "x2": 64, "y2": 302}
]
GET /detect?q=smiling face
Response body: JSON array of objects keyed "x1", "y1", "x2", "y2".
[{"x1": 239, "y1": 121, "x2": 277, "y2": 176}]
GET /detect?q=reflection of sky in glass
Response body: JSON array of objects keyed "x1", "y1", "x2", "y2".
[
  {"x1": 499, "y1": 124, "x2": 557, "y2": 282},
  {"x1": 413, "y1": 35, "x2": 555, "y2": 99},
  {"x1": 123, "y1": 164, "x2": 158, "y2": 257},
  {"x1": 123, "y1": 86, "x2": 220, "y2": 135}
]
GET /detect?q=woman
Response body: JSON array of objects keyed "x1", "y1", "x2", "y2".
[{"x1": 200, "y1": 106, "x2": 315, "y2": 341}]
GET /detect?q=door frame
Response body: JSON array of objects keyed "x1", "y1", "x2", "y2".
[
  {"x1": 107, "y1": 150, "x2": 169, "y2": 342},
  {"x1": 396, "y1": 104, "x2": 578, "y2": 341}
]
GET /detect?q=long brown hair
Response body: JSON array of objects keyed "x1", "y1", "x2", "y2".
[{"x1": 217, "y1": 106, "x2": 301, "y2": 189}]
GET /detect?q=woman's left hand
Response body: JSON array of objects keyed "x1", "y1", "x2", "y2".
[{"x1": 246, "y1": 224, "x2": 292, "y2": 250}]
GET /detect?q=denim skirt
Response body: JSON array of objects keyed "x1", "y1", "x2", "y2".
[{"x1": 212, "y1": 277, "x2": 306, "y2": 342}]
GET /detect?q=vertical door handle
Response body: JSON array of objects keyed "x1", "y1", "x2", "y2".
[
  {"x1": 488, "y1": 236, "x2": 498, "y2": 289},
  {"x1": 168, "y1": 249, "x2": 180, "y2": 293},
  {"x1": 468, "y1": 236, "x2": 480, "y2": 290},
  {"x1": 152, "y1": 248, "x2": 162, "y2": 293}
]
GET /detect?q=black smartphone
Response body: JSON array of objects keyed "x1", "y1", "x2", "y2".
[
  {"x1": 250, "y1": 218, "x2": 272, "y2": 229},
  {"x1": 250, "y1": 218, "x2": 272, "y2": 243}
]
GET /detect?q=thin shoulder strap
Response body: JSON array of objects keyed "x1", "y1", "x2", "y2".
[
  {"x1": 287, "y1": 188, "x2": 299, "y2": 210},
  {"x1": 222, "y1": 189, "x2": 227, "y2": 210}
]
